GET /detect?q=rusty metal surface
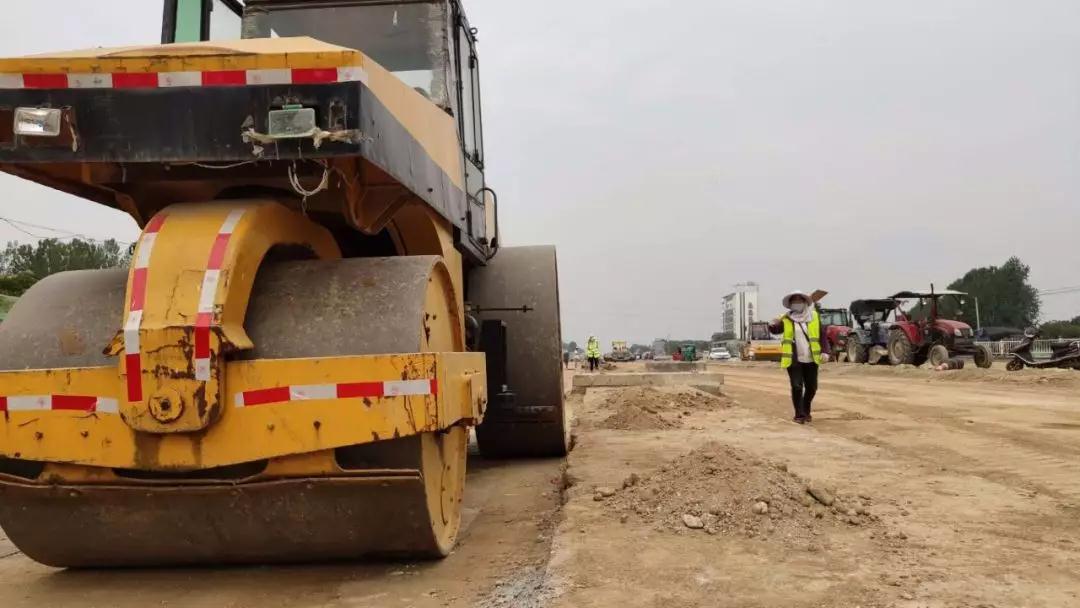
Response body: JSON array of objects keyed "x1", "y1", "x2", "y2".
[
  {"x1": 0, "y1": 474, "x2": 441, "y2": 567},
  {"x1": 468, "y1": 246, "x2": 569, "y2": 456}
]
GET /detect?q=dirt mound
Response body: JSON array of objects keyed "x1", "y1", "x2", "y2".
[
  {"x1": 598, "y1": 404, "x2": 679, "y2": 430},
  {"x1": 594, "y1": 387, "x2": 730, "y2": 431},
  {"x1": 602, "y1": 441, "x2": 880, "y2": 545},
  {"x1": 603, "y1": 386, "x2": 727, "y2": 412}
]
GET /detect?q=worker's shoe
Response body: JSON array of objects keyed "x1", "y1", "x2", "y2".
[{"x1": 793, "y1": 416, "x2": 806, "y2": 424}]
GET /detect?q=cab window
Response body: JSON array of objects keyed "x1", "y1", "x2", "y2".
[
  {"x1": 164, "y1": 0, "x2": 243, "y2": 43},
  {"x1": 456, "y1": 24, "x2": 483, "y2": 167}
]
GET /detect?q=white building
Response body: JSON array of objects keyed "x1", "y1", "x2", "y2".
[{"x1": 722, "y1": 282, "x2": 759, "y2": 341}]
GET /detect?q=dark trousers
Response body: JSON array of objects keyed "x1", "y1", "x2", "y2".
[
  {"x1": 588, "y1": 356, "x2": 600, "y2": 371},
  {"x1": 786, "y1": 361, "x2": 819, "y2": 419}
]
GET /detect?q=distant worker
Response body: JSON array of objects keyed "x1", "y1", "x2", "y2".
[
  {"x1": 563, "y1": 350, "x2": 570, "y2": 369},
  {"x1": 769, "y1": 291, "x2": 830, "y2": 424},
  {"x1": 586, "y1": 336, "x2": 602, "y2": 372}
]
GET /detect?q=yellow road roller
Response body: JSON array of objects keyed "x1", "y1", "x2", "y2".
[{"x1": 0, "y1": 0, "x2": 568, "y2": 567}]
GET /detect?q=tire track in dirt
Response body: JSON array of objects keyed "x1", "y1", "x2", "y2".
[{"x1": 722, "y1": 368, "x2": 1080, "y2": 502}]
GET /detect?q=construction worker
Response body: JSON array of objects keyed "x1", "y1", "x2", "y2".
[
  {"x1": 586, "y1": 335, "x2": 602, "y2": 372},
  {"x1": 770, "y1": 291, "x2": 830, "y2": 424}
]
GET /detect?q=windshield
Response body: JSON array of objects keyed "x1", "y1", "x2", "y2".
[
  {"x1": 897, "y1": 295, "x2": 965, "y2": 321},
  {"x1": 242, "y1": 2, "x2": 451, "y2": 105},
  {"x1": 818, "y1": 310, "x2": 849, "y2": 327},
  {"x1": 749, "y1": 323, "x2": 775, "y2": 340}
]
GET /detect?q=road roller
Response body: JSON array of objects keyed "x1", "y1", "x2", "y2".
[{"x1": 0, "y1": 0, "x2": 568, "y2": 567}]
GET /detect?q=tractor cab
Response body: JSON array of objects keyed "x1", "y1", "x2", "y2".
[
  {"x1": 817, "y1": 307, "x2": 851, "y2": 329},
  {"x1": 850, "y1": 299, "x2": 898, "y2": 329},
  {"x1": 890, "y1": 289, "x2": 973, "y2": 339}
]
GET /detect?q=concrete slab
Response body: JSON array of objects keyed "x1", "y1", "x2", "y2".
[
  {"x1": 572, "y1": 372, "x2": 724, "y2": 395},
  {"x1": 644, "y1": 361, "x2": 707, "y2": 373}
]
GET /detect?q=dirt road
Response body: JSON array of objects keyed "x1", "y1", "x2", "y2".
[
  {"x1": 2, "y1": 363, "x2": 1078, "y2": 607},
  {"x1": 546, "y1": 363, "x2": 1080, "y2": 607}
]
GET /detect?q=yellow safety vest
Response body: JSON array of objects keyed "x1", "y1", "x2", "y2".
[
  {"x1": 781, "y1": 311, "x2": 822, "y2": 368},
  {"x1": 586, "y1": 339, "x2": 601, "y2": 358}
]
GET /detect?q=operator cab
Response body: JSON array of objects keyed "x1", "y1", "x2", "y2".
[{"x1": 164, "y1": 0, "x2": 488, "y2": 238}]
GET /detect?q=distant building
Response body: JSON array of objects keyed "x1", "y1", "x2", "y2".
[
  {"x1": 722, "y1": 282, "x2": 759, "y2": 341},
  {"x1": 652, "y1": 339, "x2": 667, "y2": 357}
]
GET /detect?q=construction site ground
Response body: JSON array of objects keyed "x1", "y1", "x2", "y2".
[{"x1": 2, "y1": 361, "x2": 1079, "y2": 607}]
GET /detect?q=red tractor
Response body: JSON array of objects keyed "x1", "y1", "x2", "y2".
[
  {"x1": 805, "y1": 290, "x2": 851, "y2": 362},
  {"x1": 887, "y1": 289, "x2": 993, "y2": 368},
  {"x1": 818, "y1": 306, "x2": 852, "y2": 362}
]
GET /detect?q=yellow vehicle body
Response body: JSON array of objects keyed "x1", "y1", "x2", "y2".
[
  {"x1": 0, "y1": 5, "x2": 567, "y2": 567},
  {"x1": 744, "y1": 321, "x2": 783, "y2": 361},
  {"x1": 746, "y1": 341, "x2": 784, "y2": 361}
]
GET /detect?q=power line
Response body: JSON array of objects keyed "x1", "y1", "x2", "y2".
[
  {"x1": 0, "y1": 215, "x2": 133, "y2": 246},
  {"x1": 1039, "y1": 285, "x2": 1080, "y2": 297}
]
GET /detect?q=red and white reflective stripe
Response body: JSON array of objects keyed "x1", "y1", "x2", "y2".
[
  {"x1": 0, "y1": 67, "x2": 368, "y2": 90},
  {"x1": 124, "y1": 214, "x2": 167, "y2": 403},
  {"x1": 194, "y1": 209, "x2": 246, "y2": 381},
  {"x1": 235, "y1": 379, "x2": 439, "y2": 408},
  {"x1": 0, "y1": 395, "x2": 119, "y2": 413}
]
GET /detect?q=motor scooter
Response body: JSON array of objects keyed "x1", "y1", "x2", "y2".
[{"x1": 1006, "y1": 328, "x2": 1080, "y2": 371}]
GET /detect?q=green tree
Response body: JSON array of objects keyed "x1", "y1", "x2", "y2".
[
  {"x1": 948, "y1": 257, "x2": 1040, "y2": 327},
  {"x1": 1040, "y1": 316, "x2": 1080, "y2": 338},
  {"x1": 711, "y1": 331, "x2": 734, "y2": 342},
  {"x1": 917, "y1": 257, "x2": 1040, "y2": 328},
  {"x1": 0, "y1": 272, "x2": 38, "y2": 296},
  {"x1": 0, "y1": 238, "x2": 128, "y2": 295}
]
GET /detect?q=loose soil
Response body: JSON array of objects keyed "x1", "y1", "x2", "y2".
[
  {"x1": 591, "y1": 386, "x2": 731, "y2": 431},
  {"x1": 604, "y1": 441, "x2": 882, "y2": 546},
  {"x1": 545, "y1": 363, "x2": 1080, "y2": 607}
]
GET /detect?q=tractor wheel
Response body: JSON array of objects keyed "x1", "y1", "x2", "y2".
[
  {"x1": 847, "y1": 336, "x2": 867, "y2": 364},
  {"x1": 887, "y1": 330, "x2": 916, "y2": 366},
  {"x1": 1006, "y1": 358, "x2": 1024, "y2": 371},
  {"x1": 928, "y1": 344, "x2": 950, "y2": 368},
  {"x1": 974, "y1": 344, "x2": 993, "y2": 369}
]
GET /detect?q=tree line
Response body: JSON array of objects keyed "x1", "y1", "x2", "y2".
[{"x1": 0, "y1": 238, "x2": 128, "y2": 296}]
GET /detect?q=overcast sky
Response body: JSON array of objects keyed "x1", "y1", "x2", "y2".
[{"x1": 1, "y1": 1, "x2": 1078, "y2": 347}]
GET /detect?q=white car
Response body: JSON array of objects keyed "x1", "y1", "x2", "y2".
[{"x1": 708, "y1": 348, "x2": 732, "y2": 361}]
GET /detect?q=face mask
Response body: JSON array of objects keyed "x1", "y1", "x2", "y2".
[{"x1": 791, "y1": 302, "x2": 807, "y2": 313}]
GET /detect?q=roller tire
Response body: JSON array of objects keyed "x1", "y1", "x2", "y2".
[{"x1": 469, "y1": 246, "x2": 569, "y2": 458}]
